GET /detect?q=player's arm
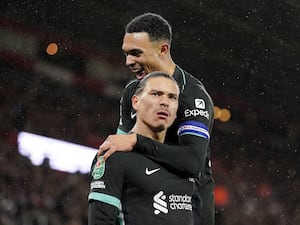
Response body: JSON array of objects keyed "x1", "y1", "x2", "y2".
[
  {"x1": 98, "y1": 82, "x2": 213, "y2": 177},
  {"x1": 88, "y1": 201, "x2": 120, "y2": 225},
  {"x1": 133, "y1": 88, "x2": 214, "y2": 177},
  {"x1": 88, "y1": 154, "x2": 124, "y2": 225},
  {"x1": 134, "y1": 131, "x2": 208, "y2": 177},
  {"x1": 117, "y1": 80, "x2": 137, "y2": 134},
  {"x1": 97, "y1": 80, "x2": 138, "y2": 159}
]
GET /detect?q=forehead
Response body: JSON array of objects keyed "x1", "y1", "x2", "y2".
[
  {"x1": 143, "y1": 77, "x2": 179, "y2": 94},
  {"x1": 122, "y1": 32, "x2": 153, "y2": 51}
]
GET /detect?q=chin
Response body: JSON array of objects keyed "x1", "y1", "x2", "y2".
[{"x1": 152, "y1": 125, "x2": 166, "y2": 132}]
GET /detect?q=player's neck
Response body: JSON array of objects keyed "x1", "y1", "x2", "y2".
[
  {"x1": 131, "y1": 124, "x2": 166, "y2": 143},
  {"x1": 158, "y1": 58, "x2": 176, "y2": 77}
]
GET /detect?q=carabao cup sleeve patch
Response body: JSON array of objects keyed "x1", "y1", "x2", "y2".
[{"x1": 92, "y1": 156, "x2": 106, "y2": 179}]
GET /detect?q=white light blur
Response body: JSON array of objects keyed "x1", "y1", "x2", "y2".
[{"x1": 17, "y1": 131, "x2": 97, "y2": 174}]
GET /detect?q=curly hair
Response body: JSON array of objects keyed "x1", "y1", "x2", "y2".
[{"x1": 125, "y1": 12, "x2": 172, "y2": 44}]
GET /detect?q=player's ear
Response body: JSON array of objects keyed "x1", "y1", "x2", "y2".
[
  {"x1": 132, "y1": 95, "x2": 139, "y2": 110},
  {"x1": 160, "y1": 43, "x2": 169, "y2": 56}
]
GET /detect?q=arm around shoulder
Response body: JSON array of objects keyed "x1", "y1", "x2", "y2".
[{"x1": 133, "y1": 82, "x2": 214, "y2": 177}]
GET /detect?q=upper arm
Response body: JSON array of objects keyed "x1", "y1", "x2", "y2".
[
  {"x1": 88, "y1": 200, "x2": 120, "y2": 225},
  {"x1": 177, "y1": 82, "x2": 214, "y2": 149},
  {"x1": 88, "y1": 154, "x2": 125, "y2": 224},
  {"x1": 176, "y1": 82, "x2": 214, "y2": 167},
  {"x1": 117, "y1": 80, "x2": 137, "y2": 133}
]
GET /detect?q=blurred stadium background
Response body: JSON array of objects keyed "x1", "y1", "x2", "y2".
[{"x1": 0, "y1": 0, "x2": 299, "y2": 224}]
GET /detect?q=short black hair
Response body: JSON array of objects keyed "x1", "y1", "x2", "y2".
[
  {"x1": 134, "y1": 71, "x2": 178, "y2": 96},
  {"x1": 125, "y1": 12, "x2": 172, "y2": 44}
]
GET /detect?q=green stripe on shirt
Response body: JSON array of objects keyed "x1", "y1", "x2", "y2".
[
  {"x1": 116, "y1": 128, "x2": 128, "y2": 134},
  {"x1": 88, "y1": 192, "x2": 121, "y2": 210}
]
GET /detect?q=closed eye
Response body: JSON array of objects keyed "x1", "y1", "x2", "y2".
[{"x1": 124, "y1": 49, "x2": 143, "y2": 57}]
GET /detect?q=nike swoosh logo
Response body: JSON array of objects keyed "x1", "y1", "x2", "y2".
[
  {"x1": 145, "y1": 168, "x2": 160, "y2": 175},
  {"x1": 131, "y1": 111, "x2": 136, "y2": 119}
]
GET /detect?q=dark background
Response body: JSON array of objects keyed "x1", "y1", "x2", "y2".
[{"x1": 0, "y1": 0, "x2": 299, "y2": 224}]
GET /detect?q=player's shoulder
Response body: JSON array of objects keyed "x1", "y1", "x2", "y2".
[
  {"x1": 98, "y1": 152, "x2": 127, "y2": 171},
  {"x1": 105, "y1": 152, "x2": 144, "y2": 171},
  {"x1": 183, "y1": 71, "x2": 204, "y2": 89},
  {"x1": 122, "y1": 79, "x2": 139, "y2": 97},
  {"x1": 179, "y1": 70, "x2": 214, "y2": 107},
  {"x1": 183, "y1": 72, "x2": 210, "y2": 96},
  {"x1": 124, "y1": 79, "x2": 139, "y2": 89},
  {"x1": 107, "y1": 151, "x2": 142, "y2": 161}
]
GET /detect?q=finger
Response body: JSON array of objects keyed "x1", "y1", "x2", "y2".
[
  {"x1": 98, "y1": 142, "x2": 109, "y2": 157},
  {"x1": 97, "y1": 135, "x2": 113, "y2": 156},
  {"x1": 97, "y1": 145, "x2": 103, "y2": 157},
  {"x1": 103, "y1": 148, "x2": 115, "y2": 161}
]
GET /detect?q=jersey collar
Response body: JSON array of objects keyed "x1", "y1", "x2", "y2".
[{"x1": 173, "y1": 65, "x2": 186, "y2": 93}]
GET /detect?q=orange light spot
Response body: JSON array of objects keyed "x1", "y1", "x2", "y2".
[
  {"x1": 219, "y1": 108, "x2": 231, "y2": 122},
  {"x1": 215, "y1": 185, "x2": 229, "y2": 207},
  {"x1": 46, "y1": 42, "x2": 58, "y2": 55},
  {"x1": 214, "y1": 106, "x2": 221, "y2": 119}
]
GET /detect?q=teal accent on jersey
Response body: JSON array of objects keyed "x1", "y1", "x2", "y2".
[
  {"x1": 88, "y1": 192, "x2": 121, "y2": 210},
  {"x1": 178, "y1": 66, "x2": 186, "y2": 92},
  {"x1": 124, "y1": 79, "x2": 138, "y2": 89},
  {"x1": 117, "y1": 212, "x2": 124, "y2": 225},
  {"x1": 116, "y1": 128, "x2": 128, "y2": 134}
]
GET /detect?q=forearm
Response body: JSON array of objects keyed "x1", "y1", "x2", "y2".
[{"x1": 134, "y1": 134, "x2": 207, "y2": 177}]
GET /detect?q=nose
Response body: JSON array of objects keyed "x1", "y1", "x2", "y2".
[
  {"x1": 125, "y1": 55, "x2": 135, "y2": 67},
  {"x1": 159, "y1": 95, "x2": 169, "y2": 107}
]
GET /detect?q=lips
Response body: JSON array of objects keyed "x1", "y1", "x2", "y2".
[
  {"x1": 156, "y1": 110, "x2": 169, "y2": 119},
  {"x1": 131, "y1": 68, "x2": 146, "y2": 80},
  {"x1": 136, "y1": 70, "x2": 146, "y2": 80}
]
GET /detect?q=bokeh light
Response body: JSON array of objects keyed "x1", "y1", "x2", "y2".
[
  {"x1": 46, "y1": 42, "x2": 58, "y2": 55},
  {"x1": 214, "y1": 106, "x2": 221, "y2": 119},
  {"x1": 219, "y1": 108, "x2": 231, "y2": 122},
  {"x1": 214, "y1": 185, "x2": 230, "y2": 207}
]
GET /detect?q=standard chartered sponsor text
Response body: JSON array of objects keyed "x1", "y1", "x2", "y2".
[{"x1": 169, "y1": 194, "x2": 192, "y2": 211}]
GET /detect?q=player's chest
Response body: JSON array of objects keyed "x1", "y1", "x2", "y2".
[{"x1": 125, "y1": 159, "x2": 192, "y2": 193}]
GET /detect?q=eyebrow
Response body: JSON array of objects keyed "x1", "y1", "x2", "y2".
[
  {"x1": 150, "y1": 89, "x2": 178, "y2": 96},
  {"x1": 123, "y1": 48, "x2": 143, "y2": 55}
]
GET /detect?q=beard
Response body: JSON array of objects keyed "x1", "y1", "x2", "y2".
[{"x1": 150, "y1": 124, "x2": 166, "y2": 133}]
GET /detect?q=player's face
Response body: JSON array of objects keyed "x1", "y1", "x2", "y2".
[
  {"x1": 122, "y1": 32, "x2": 163, "y2": 80},
  {"x1": 133, "y1": 77, "x2": 179, "y2": 132}
]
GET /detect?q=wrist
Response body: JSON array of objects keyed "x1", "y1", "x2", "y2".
[
  {"x1": 132, "y1": 134, "x2": 141, "y2": 151},
  {"x1": 131, "y1": 133, "x2": 137, "y2": 146}
]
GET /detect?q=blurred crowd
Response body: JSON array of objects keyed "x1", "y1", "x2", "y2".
[
  {"x1": 0, "y1": 63, "x2": 119, "y2": 148},
  {"x1": 0, "y1": 63, "x2": 299, "y2": 225}
]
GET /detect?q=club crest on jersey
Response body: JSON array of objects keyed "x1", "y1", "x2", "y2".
[{"x1": 92, "y1": 156, "x2": 105, "y2": 179}]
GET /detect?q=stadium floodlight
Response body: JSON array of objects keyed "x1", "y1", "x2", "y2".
[{"x1": 17, "y1": 131, "x2": 98, "y2": 174}]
